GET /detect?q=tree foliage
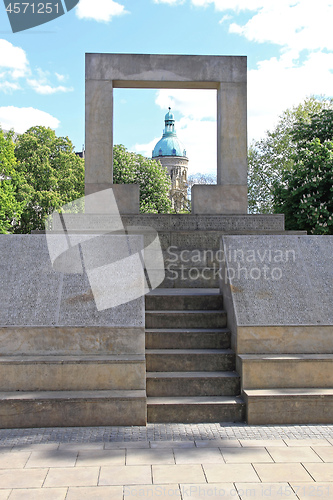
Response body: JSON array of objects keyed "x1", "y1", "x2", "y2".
[
  {"x1": 13, "y1": 126, "x2": 84, "y2": 233},
  {"x1": 248, "y1": 97, "x2": 333, "y2": 214},
  {"x1": 113, "y1": 144, "x2": 172, "y2": 213},
  {"x1": 0, "y1": 129, "x2": 26, "y2": 233},
  {"x1": 273, "y1": 109, "x2": 333, "y2": 235}
]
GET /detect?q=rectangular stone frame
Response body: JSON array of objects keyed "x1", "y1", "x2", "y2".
[{"x1": 85, "y1": 53, "x2": 247, "y2": 214}]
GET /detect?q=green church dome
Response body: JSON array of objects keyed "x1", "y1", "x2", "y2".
[{"x1": 152, "y1": 108, "x2": 187, "y2": 158}]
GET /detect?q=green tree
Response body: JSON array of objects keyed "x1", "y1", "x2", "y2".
[
  {"x1": 13, "y1": 126, "x2": 84, "y2": 233},
  {"x1": 0, "y1": 129, "x2": 26, "y2": 233},
  {"x1": 273, "y1": 109, "x2": 333, "y2": 235},
  {"x1": 248, "y1": 97, "x2": 333, "y2": 213},
  {"x1": 113, "y1": 144, "x2": 172, "y2": 213}
]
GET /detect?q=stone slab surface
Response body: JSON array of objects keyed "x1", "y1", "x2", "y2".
[
  {"x1": 0, "y1": 327, "x2": 144, "y2": 356},
  {"x1": 221, "y1": 235, "x2": 333, "y2": 326},
  {"x1": 0, "y1": 235, "x2": 144, "y2": 327}
]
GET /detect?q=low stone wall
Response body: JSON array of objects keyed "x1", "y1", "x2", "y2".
[
  {"x1": 220, "y1": 235, "x2": 333, "y2": 424},
  {"x1": 0, "y1": 234, "x2": 146, "y2": 427}
]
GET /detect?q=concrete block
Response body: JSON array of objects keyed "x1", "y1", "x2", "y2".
[
  {"x1": 239, "y1": 354, "x2": 333, "y2": 389},
  {"x1": 0, "y1": 327, "x2": 144, "y2": 356},
  {"x1": 86, "y1": 53, "x2": 247, "y2": 87},
  {"x1": 147, "y1": 396, "x2": 245, "y2": 423},
  {"x1": 236, "y1": 325, "x2": 333, "y2": 355},
  {"x1": 146, "y1": 371, "x2": 240, "y2": 397},
  {"x1": 220, "y1": 235, "x2": 333, "y2": 329},
  {"x1": 84, "y1": 184, "x2": 140, "y2": 215},
  {"x1": 191, "y1": 185, "x2": 248, "y2": 215},
  {"x1": 85, "y1": 79, "x2": 113, "y2": 184},
  {"x1": 244, "y1": 389, "x2": 333, "y2": 425},
  {"x1": 0, "y1": 235, "x2": 144, "y2": 327},
  {"x1": 0, "y1": 390, "x2": 147, "y2": 428},
  {"x1": 145, "y1": 349, "x2": 234, "y2": 372},
  {"x1": 0, "y1": 355, "x2": 146, "y2": 391}
]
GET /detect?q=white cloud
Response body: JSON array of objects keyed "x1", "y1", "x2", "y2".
[
  {"x1": 248, "y1": 50, "x2": 333, "y2": 142},
  {"x1": 0, "y1": 39, "x2": 29, "y2": 78},
  {"x1": 76, "y1": 0, "x2": 128, "y2": 22},
  {"x1": 27, "y1": 79, "x2": 73, "y2": 95},
  {"x1": 55, "y1": 73, "x2": 66, "y2": 82},
  {"x1": 154, "y1": 0, "x2": 184, "y2": 4},
  {"x1": 0, "y1": 107, "x2": 60, "y2": 134},
  {"x1": 0, "y1": 81, "x2": 21, "y2": 93},
  {"x1": 134, "y1": 89, "x2": 217, "y2": 175},
  {"x1": 26, "y1": 68, "x2": 73, "y2": 94},
  {"x1": 229, "y1": 1, "x2": 333, "y2": 53}
]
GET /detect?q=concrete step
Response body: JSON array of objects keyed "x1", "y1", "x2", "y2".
[
  {"x1": 146, "y1": 349, "x2": 235, "y2": 372},
  {"x1": 147, "y1": 396, "x2": 245, "y2": 423},
  {"x1": 0, "y1": 390, "x2": 146, "y2": 428},
  {"x1": 0, "y1": 355, "x2": 145, "y2": 391},
  {"x1": 145, "y1": 311, "x2": 227, "y2": 329},
  {"x1": 145, "y1": 328, "x2": 231, "y2": 349},
  {"x1": 239, "y1": 354, "x2": 333, "y2": 390},
  {"x1": 145, "y1": 290, "x2": 223, "y2": 311},
  {"x1": 244, "y1": 388, "x2": 333, "y2": 425},
  {"x1": 146, "y1": 371, "x2": 240, "y2": 397}
]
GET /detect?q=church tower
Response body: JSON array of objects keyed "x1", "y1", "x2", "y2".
[{"x1": 152, "y1": 108, "x2": 189, "y2": 212}]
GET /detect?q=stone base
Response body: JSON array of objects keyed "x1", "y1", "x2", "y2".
[
  {"x1": 191, "y1": 185, "x2": 248, "y2": 214},
  {"x1": 85, "y1": 183, "x2": 140, "y2": 214},
  {"x1": 0, "y1": 390, "x2": 147, "y2": 428},
  {"x1": 244, "y1": 389, "x2": 333, "y2": 425}
]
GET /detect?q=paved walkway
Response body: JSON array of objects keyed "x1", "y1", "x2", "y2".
[{"x1": 0, "y1": 424, "x2": 332, "y2": 498}]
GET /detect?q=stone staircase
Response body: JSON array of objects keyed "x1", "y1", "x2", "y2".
[{"x1": 145, "y1": 289, "x2": 245, "y2": 423}]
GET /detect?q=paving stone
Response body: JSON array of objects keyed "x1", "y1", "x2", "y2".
[
  {"x1": 221, "y1": 447, "x2": 273, "y2": 463},
  {"x1": 58, "y1": 443, "x2": 104, "y2": 451},
  {"x1": 239, "y1": 439, "x2": 286, "y2": 447},
  {"x1": 0, "y1": 452, "x2": 30, "y2": 469},
  {"x1": 236, "y1": 482, "x2": 297, "y2": 499},
  {"x1": 253, "y1": 463, "x2": 314, "y2": 483},
  {"x1": 266, "y1": 446, "x2": 323, "y2": 463},
  {"x1": 12, "y1": 444, "x2": 60, "y2": 452},
  {"x1": 66, "y1": 485, "x2": 123, "y2": 500},
  {"x1": 311, "y1": 446, "x2": 333, "y2": 462},
  {"x1": 0, "y1": 468, "x2": 48, "y2": 488},
  {"x1": 9, "y1": 488, "x2": 67, "y2": 499},
  {"x1": 174, "y1": 448, "x2": 224, "y2": 464},
  {"x1": 203, "y1": 463, "x2": 258, "y2": 483},
  {"x1": 99, "y1": 465, "x2": 152, "y2": 486},
  {"x1": 124, "y1": 484, "x2": 181, "y2": 500},
  {"x1": 302, "y1": 463, "x2": 333, "y2": 482},
  {"x1": 0, "y1": 491, "x2": 11, "y2": 500},
  {"x1": 290, "y1": 482, "x2": 333, "y2": 499},
  {"x1": 126, "y1": 449, "x2": 175, "y2": 465},
  {"x1": 105, "y1": 442, "x2": 150, "y2": 449},
  {"x1": 284, "y1": 439, "x2": 332, "y2": 447},
  {"x1": 180, "y1": 483, "x2": 238, "y2": 499},
  {"x1": 76, "y1": 450, "x2": 125, "y2": 466},
  {"x1": 44, "y1": 466, "x2": 99, "y2": 487},
  {"x1": 152, "y1": 464, "x2": 206, "y2": 484},
  {"x1": 26, "y1": 450, "x2": 78, "y2": 468},
  {"x1": 195, "y1": 439, "x2": 241, "y2": 448},
  {"x1": 150, "y1": 441, "x2": 195, "y2": 449}
]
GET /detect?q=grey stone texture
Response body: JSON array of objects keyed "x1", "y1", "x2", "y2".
[
  {"x1": 85, "y1": 53, "x2": 247, "y2": 214},
  {"x1": 220, "y1": 235, "x2": 333, "y2": 327},
  {"x1": 0, "y1": 234, "x2": 146, "y2": 427},
  {"x1": 220, "y1": 235, "x2": 333, "y2": 425},
  {"x1": 0, "y1": 234, "x2": 144, "y2": 327}
]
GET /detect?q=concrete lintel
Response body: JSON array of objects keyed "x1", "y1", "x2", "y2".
[{"x1": 85, "y1": 53, "x2": 247, "y2": 84}]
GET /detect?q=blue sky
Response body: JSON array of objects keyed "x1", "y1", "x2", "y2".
[{"x1": 1, "y1": 0, "x2": 333, "y2": 175}]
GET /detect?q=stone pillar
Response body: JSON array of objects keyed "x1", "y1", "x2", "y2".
[{"x1": 85, "y1": 70, "x2": 140, "y2": 214}]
